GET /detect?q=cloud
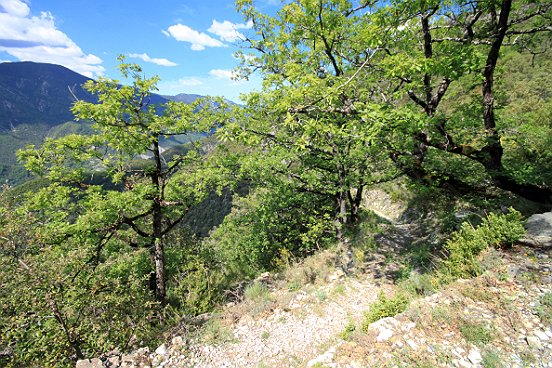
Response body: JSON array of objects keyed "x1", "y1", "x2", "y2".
[
  {"x1": 209, "y1": 68, "x2": 235, "y2": 80},
  {"x1": 207, "y1": 20, "x2": 253, "y2": 42},
  {"x1": 0, "y1": 0, "x2": 104, "y2": 77},
  {"x1": 0, "y1": 38, "x2": 42, "y2": 47},
  {"x1": 175, "y1": 77, "x2": 203, "y2": 86},
  {"x1": 163, "y1": 24, "x2": 224, "y2": 51},
  {"x1": 0, "y1": 0, "x2": 29, "y2": 17},
  {"x1": 157, "y1": 72, "x2": 261, "y2": 104},
  {"x1": 128, "y1": 52, "x2": 177, "y2": 67}
]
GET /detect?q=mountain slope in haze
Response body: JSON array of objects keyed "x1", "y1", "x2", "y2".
[
  {"x1": 0, "y1": 62, "x2": 94, "y2": 131},
  {"x1": 163, "y1": 93, "x2": 203, "y2": 104},
  {"x1": 0, "y1": 61, "x2": 207, "y2": 185}
]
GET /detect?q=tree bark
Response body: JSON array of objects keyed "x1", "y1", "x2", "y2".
[
  {"x1": 348, "y1": 185, "x2": 364, "y2": 224},
  {"x1": 335, "y1": 191, "x2": 347, "y2": 243},
  {"x1": 151, "y1": 139, "x2": 166, "y2": 304},
  {"x1": 480, "y1": 0, "x2": 511, "y2": 173}
]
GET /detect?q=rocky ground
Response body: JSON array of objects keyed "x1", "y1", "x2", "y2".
[
  {"x1": 313, "y1": 245, "x2": 552, "y2": 368},
  {"x1": 77, "y1": 206, "x2": 552, "y2": 368},
  {"x1": 78, "y1": 247, "x2": 552, "y2": 368}
]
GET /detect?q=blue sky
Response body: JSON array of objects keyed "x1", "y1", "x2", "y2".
[{"x1": 0, "y1": 0, "x2": 278, "y2": 102}]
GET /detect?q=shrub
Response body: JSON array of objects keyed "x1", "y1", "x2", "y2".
[
  {"x1": 459, "y1": 321, "x2": 492, "y2": 346},
  {"x1": 436, "y1": 208, "x2": 525, "y2": 283},
  {"x1": 340, "y1": 319, "x2": 356, "y2": 340},
  {"x1": 362, "y1": 292, "x2": 409, "y2": 330},
  {"x1": 535, "y1": 292, "x2": 552, "y2": 324},
  {"x1": 244, "y1": 282, "x2": 271, "y2": 302}
]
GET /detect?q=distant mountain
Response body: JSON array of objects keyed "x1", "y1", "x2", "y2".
[
  {"x1": 0, "y1": 61, "x2": 209, "y2": 185},
  {"x1": 0, "y1": 62, "x2": 94, "y2": 131},
  {"x1": 163, "y1": 93, "x2": 203, "y2": 104},
  {"x1": 0, "y1": 62, "x2": 176, "y2": 132}
]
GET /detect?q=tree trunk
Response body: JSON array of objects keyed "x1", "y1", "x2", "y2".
[
  {"x1": 335, "y1": 191, "x2": 347, "y2": 242},
  {"x1": 151, "y1": 139, "x2": 166, "y2": 304},
  {"x1": 480, "y1": 0, "x2": 511, "y2": 173},
  {"x1": 335, "y1": 191, "x2": 353, "y2": 272},
  {"x1": 348, "y1": 185, "x2": 364, "y2": 224},
  {"x1": 152, "y1": 202, "x2": 166, "y2": 304}
]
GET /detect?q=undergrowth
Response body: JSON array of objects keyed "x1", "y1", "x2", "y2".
[
  {"x1": 435, "y1": 208, "x2": 525, "y2": 285},
  {"x1": 362, "y1": 292, "x2": 409, "y2": 330},
  {"x1": 361, "y1": 208, "x2": 525, "y2": 331}
]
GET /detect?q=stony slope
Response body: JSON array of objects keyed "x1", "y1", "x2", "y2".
[{"x1": 77, "y1": 240, "x2": 552, "y2": 368}]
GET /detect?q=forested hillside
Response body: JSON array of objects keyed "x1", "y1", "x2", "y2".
[{"x1": 1, "y1": 1, "x2": 551, "y2": 367}]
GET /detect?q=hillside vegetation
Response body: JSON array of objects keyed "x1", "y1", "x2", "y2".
[{"x1": 1, "y1": 1, "x2": 552, "y2": 367}]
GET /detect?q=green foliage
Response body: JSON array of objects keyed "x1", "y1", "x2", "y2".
[
  {"x1": 362, "y1": 292, "x2": 409, "y2": 330},
  {"x1": 436, "y1": 209, "x2": 525, "y2": 283},
  {"x1": 200, "y1": 316, "x2": 236, "y2": 345},
  {"x1": 1, "y1": 60, "x2": 233, "y2": 366},
  {"x1": 206, "y1": 186, "x2": 335, "y2": 280},
  {"x1": 482, "y1": 349, "x2": 503, "y2": 368},
  {"x1": 244, "y1": 282, "x2": 271, "y2": 302},
  {"x1": 231, "y1": 0, "x2": 401, "y2": 240},
  {"x1": 459, "y1": 321, "x2": 493, "y2": 346},
  {"x1": 401, "y1": 272, "x2": 436, "y2": 297},
  {"x1": 535, "y1": 292, "x2": 552, "y2": 325},
  {"x1": 1, "y1": 1, "x2": 551, "y2": 365},
  {"x1": 164, "y1": 243, "x2": 227, "y2": 316},
  {"x1": 242, "y1": 281, "x2": 274, "y2": 317},
  {"x1": 340, "y1": 319, "x2": 357, "y2": 341},
  {"x1": 0, "y1": 123, "x2": 51, "y2": 185},
  {"x1": 0, "y1": 241, "x2": 159, "y2": 367}
]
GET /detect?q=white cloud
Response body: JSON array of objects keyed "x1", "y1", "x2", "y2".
[
  {"x1": 0, "y1": 0, "x2": 104, "y2": 77},
  {"x1": 207, "y1": 19, "x2": 253, "y2": 42},
  {"x1": 209, "y1": 68, "x2": 235, "y2": 80},
  {"x1": 0, "y1": 0, "x2": 29, "y2": 17},
  {"x1": 158, "y1": 72, "x2": 261, "y2": 104},
  {"x1": 128, "y1": 52, "x2": 177, "y2": 67},
  {"x1": 176, "y1": 77, "x2": 203, "y2": 86},
  {"x1": 163, "y1": 23, "x2": 224, "y2": 51}
]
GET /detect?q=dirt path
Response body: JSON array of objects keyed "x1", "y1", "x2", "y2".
[{"x1": 185, "y1": 276, "x2": 391, "y2": 367}]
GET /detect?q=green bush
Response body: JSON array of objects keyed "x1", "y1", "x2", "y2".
[
  {"x1": 207, "y1": 186, "x2": 334, "y2": 280},
  {"x1": 535, "y1": 292, "x2": 552, "y2": 325},
  {"x1": 362, "y1": 292, "x2": 409, "y2": 330},
  {"x1": 340, "y1": 319, "x2": 357, "y2": 340},
  {"x1": 459, "y1": 321, "x2": 493, "y2": 345},
  {"x1": 244, "y1": 282, "x2": 271, "y2": 302},
  {"x1": 436, "y1": 208, "x2": 525, "y2": 283}
]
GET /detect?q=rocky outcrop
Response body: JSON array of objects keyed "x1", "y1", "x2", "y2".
[
  {"x1": 309, "y1": 245, "x2": 552, "y2": 368},
  {"x1": 521, "y1": 211, "x2": 552, "y2": 247}
]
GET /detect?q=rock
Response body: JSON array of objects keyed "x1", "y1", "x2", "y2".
[
  {"x1": 76, "y1": 359, "x2": 104, "y2": 368},
  {"x1": 328, "y1": 270, "x2": 345, "y2": 281},
  {"x1": 467, "y1": 349, "x2": 482, "y2": 365},
  {"x1": 402, "y1": 322, "x2": 416, "y2": 332},
  {"x1": 376, "y1": 328, "x2": 394, "y2": 342},
  {"x1": 534, "y1": 330, "x2": 550, "y2": 342},
  {"x1": 369, "y1": 317, "x2": 400, "y2": 332},
  {"x1": 105, "y1": 356, "x2": 120, "y2": 368},
  {"x1": 406, "y1": 339, "x2": 418, "y2": 350},
  {"x1": 155, "y1": 344, "x2": 168, "y2": 355},
  {"x1": 306, "y1": 350, "x2": 333, "y2": 367},
  {"x1": 521, "y1": 212, "x2": 552, "y2": 247},
  {"x1": 171, "y1": 336, "x2": 185, "y2": 349},
  {"x1": 458, "y1": 358, "x2": 473, "y2": 368},
  {"x1": 254, "y1": 272, "x2": 273, "y2": 285},
  {"x1": 527, "y1": 335, "x2": 543, "y2": 350},
  {"x1": 121, "y1": 347, "x2": 151, "y2": 368}
]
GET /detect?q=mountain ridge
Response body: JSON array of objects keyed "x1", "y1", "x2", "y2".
[{"x1": 0, "y1": 61, "x2": 206, "y2": 185}]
